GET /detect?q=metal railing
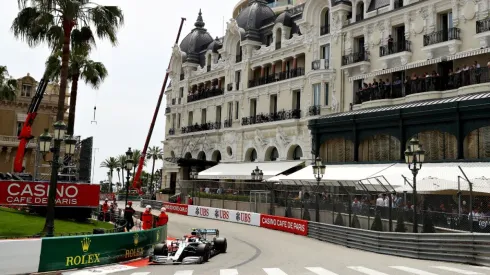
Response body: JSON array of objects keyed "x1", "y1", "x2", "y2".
[
  {"x1": 423, "y1": 28, "x2": 461, "y2": 47},
  {"x1": 241, "y1": 109, "x2": 301, "y2": 126},
  {"x1": 320, "y1": 25, "x2": 329, "y2": 36},
  {"x1": 476, "y1": 18, "x2": 490, "y2": 34},
  {"x1": 248, "y1": 68, "x2": 305, "y2": 88},
  {"x1": 181, "y1": 122, "x2": 221, "y2": 134},
  {"x1": 342, "y1": 50, "x2": 369, "y2": 66},
  {"x1": 309, "y1": 105, "x2": 321, "y2": 116},
  {"x1": 379, "y1": 40, "x2": 411, "y2": 57},
  {"x1": 308, "y1": 221, "x2": 490, "y2": 266}
]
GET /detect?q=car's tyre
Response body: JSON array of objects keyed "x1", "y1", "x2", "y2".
[
  {"x1": 196, "y1": 243, "x2": 211, "y2": 262},
  {"x1": 213, "y1": 237, "x2": 227, "y2": 253},
  {"x1": 153, "y1": 244, "x2": 168, "y2": 256}
]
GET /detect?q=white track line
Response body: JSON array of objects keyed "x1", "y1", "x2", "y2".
[
  {"x1": 431, "y1": 266, "x2": 483, "y2": 274},
  {"x1": 263, "y1": 268, "x2": 289, "y2": 275},
  {"x1": 305, "y1": 267, "x2": 339, "y2": 275},
  {"x1": 130, "y1": 273, "x2": 151, "y2": 275},
  {"x1": 173, "y1": 271, "x2": 194, "y2": 275},
  {"x1": 347, "y1": 266, "x2": 389, "y2": 275},
  {"x1": 390, "y1": 266, "x2": 438, "y2": 275},
  {"x1": 220, "y1": 269, "x2": 239, "y2": 275}
]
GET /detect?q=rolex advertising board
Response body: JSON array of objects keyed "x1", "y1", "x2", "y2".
[{"x1": 37, "y1": 226, "x2": 166, "y2": 272}]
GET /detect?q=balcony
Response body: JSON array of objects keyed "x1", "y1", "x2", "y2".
[
  {"x1": 224, "y1": 119, "x2": 233, "y2": 128},
  {"x1": 354, "y1": 67, "x2": 490, "y2": 110},
  {"x1": 168, "y1": 128, "x2": 175, "y2": 136},
  {"x1": 422, "y1": 28, "x2": 461, "y2": 59},
  {"x1": 236, "y1": 55, "x2": 242, "y2": 63},
  {"x1": 248, "y1": 68, "x2": 305, "y2": 88},
  {"x1": 475, "y1": 18, "x2": 490, "y2": 48},
  {"x1": 312, "y1": 59, "x2": 330, "y2": 70},
  {"x1": 181, "y1": 122, "x2": 221, "y2": 134},
  {"x1": 308, "y1": 105, "x2": 321, "y2": 116},
  {"x1": 165, "y1": 107, "x2": 171, "y2": 114},
  {"x1": 320, "y1": 25, "x2": 329, "y2": 36},
  {"x1": 379, "y1": 40, "x2": 412, "y2": 69},
  {"x1": 241, "y1": 109, "x2": 301, "y2": 126},
  {"x1": 341, "y1": 50, "x2": 370, "y2": 74},
  {"x1": 187, "y1": 88, "x2": 224, "y2": 103}
]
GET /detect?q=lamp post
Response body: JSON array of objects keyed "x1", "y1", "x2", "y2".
[
  {"x1": 43, "y1": 121, "x2": 77, "y2": 237},
  {"x1": 251, "y1": 166, "x2": 263, "y2": 181},
  {"x1": 312, "y1": 157, "x2": 326, "y2": 222},
  {"x1": 190, "y1": 167, "x2": 198, "y2": 202},
  {"x1": 124, "y1": 148, "x2": 134, "y2": 207},
  {"x1": 404, "y1": 137, "x2": 425, "y2": 233}
]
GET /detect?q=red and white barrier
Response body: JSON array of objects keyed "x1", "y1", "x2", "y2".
[{"x1": 161, "y1": 202, "x2": 308, "y2": 236}]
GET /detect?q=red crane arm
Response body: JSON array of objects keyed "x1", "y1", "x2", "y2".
[{"x1": 133, "y1": 17, "x2": 187, "y2": 191}]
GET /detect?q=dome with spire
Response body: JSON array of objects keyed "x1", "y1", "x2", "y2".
[
  {"x1": 275, "y1": 8, "x2": 293, "y2": 27},
  {"x1": 207, "y1": 37, "x2": 223, "y2": 53},
  {"x1": 236, "y1": 0, "x2": 276, "y2": 41},
  {"x1": 179, "y1": 9, "x2": 214, "y2": 64}
]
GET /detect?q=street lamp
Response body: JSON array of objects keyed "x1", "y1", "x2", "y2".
[
  {"x1": 64, "y1": 136, "x2": 77, "y2": 156},
  {"x1": 312, "y1": 157, "x2": 326, "y2": 222},
  {"x1": 39, "y1": 129, "x2": 52, "y2": 154},
  {"x1": 404, "y1": 137, "x2": 425, "y2": 233},
  {"x1": 251, "y1": 166, "x2": 263, "y2": 181},
  {"x1": 124, "y1": 147, "x2": 134, "y2": 207}
]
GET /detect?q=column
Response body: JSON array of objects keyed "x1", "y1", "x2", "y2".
[
  {"x1": 217, "y1": 78, "x2": 222, "y2": 89},
  {"x1": 271, "y1": 62, "x2": 276, "y2": 74},
  {"x1": 292, "y1": 56, "x2": 298, "y2": 77},
  {"x1": 281, "y1": 59, "x2": 287, "y2": 80},
  {"x1": 260, "y1": 65, "x2": 265, "y2": 77}
]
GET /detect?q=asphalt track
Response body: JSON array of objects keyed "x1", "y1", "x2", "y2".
[{"x1": 84, "y1": 202, "x2": 490, "y2": 275}]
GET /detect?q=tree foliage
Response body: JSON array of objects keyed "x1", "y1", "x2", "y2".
[{"x1": 0, "y1": 66, "x2": 17, "y2": 101}]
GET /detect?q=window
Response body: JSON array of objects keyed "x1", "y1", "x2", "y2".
[
  {"x1": 188, "y1": 111, "x2": 193, "y2": 126},
  {"x1": 320, "y1": 44, "x2": 330, "y2": 60},
  {"x1": 292, "y1": 90, "x2": 301, "y2": 110},
  {"x1": 270, "y1": 95, "x2": 278, "y2": 114},
  {"x1": 266, "y1": 34, "x2": 273, "y2": 46},
  {"x1": 250, "y1": 99, "x2": 257, "y2": 117},
  {"x1": 21, "y1": 85, "x2": 32, "y2": 97},
  {"x1": 228, "y1": 102, "x2": 233, "y2": 120},
  {"x1": 325, "y1": 83, "x2": 329, "y2": 106},
  {"x1": 179, "y1": 87, "x2": 184, "y2": 98},
  {"x1": 16, "y1": 122, "x2": 24, "y2": 136},
  {"x1": 201, "y1": 108, "x2": 207, "y2": 124},
  {"x1": 235, "y1": 101, "x2": 239, "y2": 119},
  {"x1": 270, "y1": 147, "x2": 279, "y2": 161},
  {"x1": 172, "y1": 114, "x2": 176, "y2": 128},
  {"x1": 216, "y1": 106, "x2": 222, "y2": 122},
  {"x1": 177, "y1": 113, "x2": 181, "y2": 128},
  {"x1": 313, "y1": 83, "x2": 321, "y2": 106}
]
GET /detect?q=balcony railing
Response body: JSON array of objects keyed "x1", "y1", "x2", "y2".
[
  {"x1": 423, "y1": 28, "x2": 461, "y2": 47},
  {"x1": 180, "y1": 74, "x2": 185, "y2": 80},
  {"x1": 181, "y1": 122, "x2": 221, "y2": 134},
  {"x1": 241, "y1": 109, "x2": 301, "y2": 126},
  {"x1": 355, "y1": 67, "x2": 490, "y2": 105},
  {"x1": 168, "y1": 128, "x2": 175, "y2": 136},
  {"x1": 476, "y1": 18, "x2": 490, "y2": 34},
  {"x1": 165, "y1": 107, "x2": 171, "y2": 114},
  {"x1": 224, "y1": 119, "x2": 232, "y2": 128},
  {"x1": 248, "y1": 68, "x2": 305, "y2": 88},
  {"x1": 312, "y1": 59, "x2": 329, "y2": 70},
  {"x1": 236, "y1": 55, "x2": 242, "y2": 63},
  {"x1": 320, "y1": 25, "x2": 330, "y2": 35},
  {"x1": 379, "y1": 40, "x2": 411, "y2": 57},
  {"x1": 308, "y1": 105, "x2": 321, "y2": 116},
  {"x1": 187, "y1": 88, "x2": 224, "y2": 103},
  {"x1": 342, "y1": 50, "x2": 369, "y2": 66}
]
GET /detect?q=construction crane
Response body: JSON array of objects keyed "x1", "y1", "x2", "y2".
[{"x1": 132, "y1": 17, "x2": 187, "y2": 192}]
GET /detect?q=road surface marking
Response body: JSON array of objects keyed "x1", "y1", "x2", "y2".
[
  {"x1": 220, "y1": 269, "x2": 239, "y2": 275},
  {"x1": 305, "y1": 267, "x2": 339, "y2": 275},
  {"x1": 173, "y1": 271, "x2": 194, "y2": 275},
  {"x1": 129, "y1": 273, "x2": 151, "y2": 275},
  {"x1": 347, "y1": 266, "x2": 389, "y2": 275},
  {"x1": 263, "y1": 268, "x2": 289, "y2": 275},
  {"x1": 390, "y1": 266, "x2": 438, "y2": 275},
  {"x1": 431, "y1": 266, "x2": 482, "y2": 274}
]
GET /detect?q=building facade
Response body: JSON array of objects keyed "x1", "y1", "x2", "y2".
[
  {"x1": 162, "y1": 0, "x2": 490, "y2": 190},
  {"x1": 0, "y1": 73, "x2": 70, "y2": 174}
]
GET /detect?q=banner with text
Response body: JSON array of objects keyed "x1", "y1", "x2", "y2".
[
  {"x1": 37, "y1": 226, "x2": 167, "y2": 272},
  {"x1": 260, "y1": 214, "x2": 308, "y2": 236},
  {"x1": 163, "y1": 202, "x2": 188, "y2": 215},
  {"x1": 0, "y1": 181, "x2": 100, "y2": 207},
  {"x1": 187, "y1": 205, "x2": 260, "y2": 226}
]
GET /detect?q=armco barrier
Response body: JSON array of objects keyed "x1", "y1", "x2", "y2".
[
  {"x1": 0, "y1": 239, "x2": 42, "y2": 275},
  {"x1": 187, "y1": 205, "x2": 260, "y2": 226}
]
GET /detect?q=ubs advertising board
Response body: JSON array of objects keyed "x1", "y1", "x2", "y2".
[
  {"x1": 0, "y1": 181, "x2": 100, "y2": 207},
  {"x1": 37, "y1": 226, "x2": 167, "y2": 272}
]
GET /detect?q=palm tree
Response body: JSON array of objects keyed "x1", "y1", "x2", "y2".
[
  {"x1": 131, "y1": 149, "x2": 147, "y2": 176},
  {"x1": 117, "y1": 154, "x2": 127, "y2": 187},
  {"x1": 100, "y1": 157, "x2": 119, "y2": 193},
  {"x1": 0, "y1": 66, "x2": 17, "y2": 101},
  {"x1": 147, "y1": 146, "x2": 163, "y2": 195},
  {"x1": 45, "y1": 45, "x2": 108, "y2": 135}
]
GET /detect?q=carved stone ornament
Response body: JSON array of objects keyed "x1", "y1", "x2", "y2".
[
  {"x1": 226, "y1": 19, "x2": 240, "y2": 36},
  {"x1": 223, "y1": 131, "x2": 236, "y2": 146},
  {"x1": 275, "y1": 126, "x2": 290, "y2": 148},
  {"x1": 404, "y1": 13, "x2": 411, "y2": 40},
  {"x1": 331, "y1": 91, "x2": 340, "y2": 113},
  {"x1": 298, "y1": 22, "x2": 312, "y2": 36},
  {"x1": 254, "y1": 129, "x2": 268, "y2": 148}
]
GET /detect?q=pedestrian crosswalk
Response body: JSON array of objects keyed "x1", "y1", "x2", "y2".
[{"x1": 113, "y1": 265, "x2": 490, "y2": 275}]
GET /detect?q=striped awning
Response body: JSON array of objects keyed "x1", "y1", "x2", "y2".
[
  {"x1": 446, "y1": 47, "x2": 490, "y2": 61},
  {"x1": 349, "y1": 57, "x2": 443, "y2": 82}
]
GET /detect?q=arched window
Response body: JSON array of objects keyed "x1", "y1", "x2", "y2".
[
  {"x1": 293, "y1": 146, "x2": 303, "y2": 160},
  {"x1": 249, "y1": 149, "x2": 257, "y2": 162},
  {"x1": 356, "y1": 2, "x2": 364, "y2": 21},
  {"x1": 197, "y1": 151, "x2": 206, "y2": 161},
  {"x1": 270, "y1": 147, "x2": 279, "y2": 161},
  {"x1": 236, "y1": 41, "x2": 242, "y2": 63},
  {"x1": 321, "y1": 8, "x2": 330, "y2": 35},
  {"x1": 275, "y1": 28, "x2": 282, "y2": 50}
]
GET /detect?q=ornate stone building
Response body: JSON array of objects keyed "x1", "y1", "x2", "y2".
[{"x1": 0, "y1": 73, "x2": 70, "y2": 174}]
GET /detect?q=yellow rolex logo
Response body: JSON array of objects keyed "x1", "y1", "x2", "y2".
[
  {"x1": 133, "y1": 233, "x2": 139, "y2": 246},
  {"x1": 81, "y1": 237, "x2": 91, "y2": 252}
]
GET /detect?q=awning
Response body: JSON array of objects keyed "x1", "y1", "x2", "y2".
[
  {"x1": 447, "y1": 47, "x2": 490, "y2": 61},
  {"x1": 197, "y1": 161, "x2": 304, "y2": 180},
  {"x1": 349, "y1": 57, "x2": 443, "y2": 82}
]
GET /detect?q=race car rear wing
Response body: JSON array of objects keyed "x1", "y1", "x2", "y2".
[{"x1": 191, "y1": 228, "x2": 220, "y2": 236}]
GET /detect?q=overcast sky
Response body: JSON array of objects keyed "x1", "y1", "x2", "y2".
[{"x1": 1, "y1": 0, "x2": 237, "y2": 184}]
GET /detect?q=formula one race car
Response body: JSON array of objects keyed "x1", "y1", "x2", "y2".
[{"x1": 149, "y1": 228, "x2": 227, "y2": 265}]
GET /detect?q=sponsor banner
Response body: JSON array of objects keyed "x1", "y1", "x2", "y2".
[
  {"x1": 260, "y1": 214, "x2": 308, "y2": 236},
  {"x1": 38, "y1": 225, "x2": 167, "y2": 272},
  {"x1": 187, "y1": 205, "x2": 260, "y2": 226},
  {"x1": 0, "y1": 239, "x2": 42, "y2": 275},
  {"x1": 0, "y1": 181, "x2": 100, "y2": 207},
  {"x1": 163, "y1": 202, "x2": 188, "y2": 215}
]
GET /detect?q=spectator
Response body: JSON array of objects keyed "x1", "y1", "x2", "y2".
[
  {"x1": 124, "y1": 202, "x2": 135, "y2": 232},
  {"x1": 156, "y1": 207, "x2": 169, "y2": 227},
  {"x1": 141, "y1": 205, "x2": 154, "y2": 230}
]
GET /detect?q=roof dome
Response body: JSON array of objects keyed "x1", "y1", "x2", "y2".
[
  {"x1": 275, "y1": 9, "x2": 293, "y2": 27},
  {"x1": 207, "y1": 37, "x2": 223, "y2": 53},
  {"x1": 236, "y1": 0, "x2": 276, "y2": 41},
  {"x1": 179, "y1": 9, "x2": 214, "y2": 63}
]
